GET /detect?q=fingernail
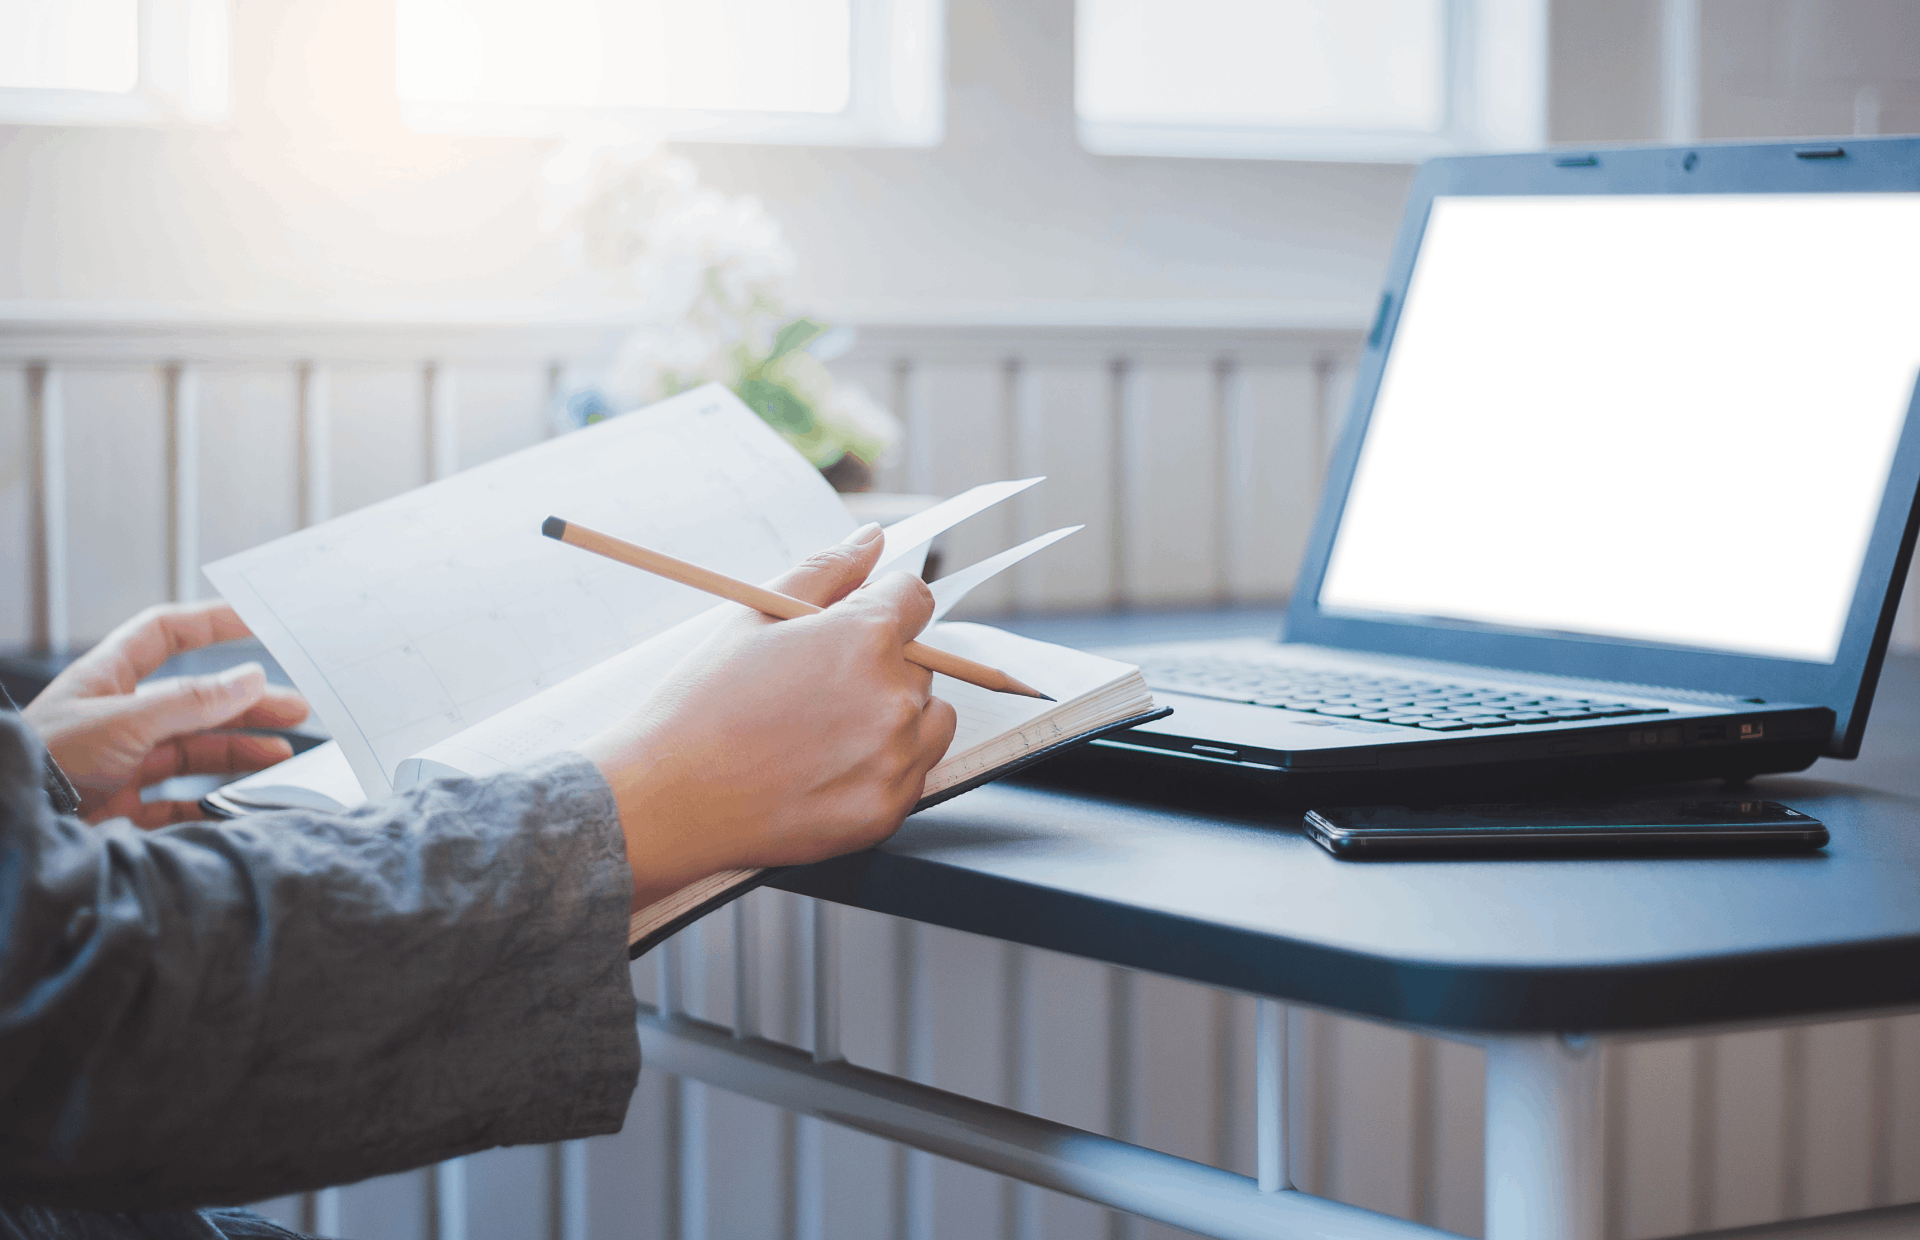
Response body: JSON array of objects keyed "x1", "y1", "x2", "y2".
[
  {"x1": 842, "y1": 522, "x2": 883, "y2": 546},
  {"x1": 217, "y1": 663, "x2": 265, "y2": 698}
]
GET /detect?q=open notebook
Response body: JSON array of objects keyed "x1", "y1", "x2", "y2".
[{"x1": 204, "y1": 385, "x2": 1163, "y2": 955}]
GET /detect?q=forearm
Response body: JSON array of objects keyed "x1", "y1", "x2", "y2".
[{"x1": 0, "y1": 717, "x2": 638, "y2": 1210}]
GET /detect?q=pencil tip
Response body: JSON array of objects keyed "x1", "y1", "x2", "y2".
[
  {"x1": 1035, "y1": 692, "x2": 1058, "y2": 702},
  {"x1": 541, "y1": 516, "x2": 567, "y2": 540},
  {"x1": 1006, "y1": 678, "x2": 1054, "y2": 701}
]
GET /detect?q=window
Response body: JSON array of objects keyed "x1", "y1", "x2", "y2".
[
  {"x1": 0, "y1": 0, "x2": 230, "y2": 125},
  {"x1": 396, "y1": 0, "x2": 942, "y2": 147},
  {"x1": 1076, "y1": 0, "x2": 1546, "y2": 162}
]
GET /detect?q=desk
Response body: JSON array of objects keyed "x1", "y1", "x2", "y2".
[{"x1": 637, "y1": 610, "x2": 1920, "y2": 1240}]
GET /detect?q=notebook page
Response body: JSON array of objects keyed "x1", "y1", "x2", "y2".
[
  {"x1": 920, "y1": 622, "x2": 1140, "y2": 753},
  {"x1": 206, "y1": 385, "x2": 852, "y2": 796}
]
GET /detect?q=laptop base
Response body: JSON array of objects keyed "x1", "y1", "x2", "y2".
[{"x1": 1017, "y1": 736, "x2": 1823, "y2": 821}]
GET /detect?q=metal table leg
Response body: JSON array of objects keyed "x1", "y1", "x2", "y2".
[{"x1": 1484, "y1": 1035, "x2": 1604, "y2": 1240}]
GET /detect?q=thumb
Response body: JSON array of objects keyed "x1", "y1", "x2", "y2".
[
  {"x1": 130, "y1": 663, "x2": 269, "y2": 744},
  {"x1": 764, "y1": 523, "x2": 885, "y2": 608}
]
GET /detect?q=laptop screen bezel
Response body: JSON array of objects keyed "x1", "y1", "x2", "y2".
[{"x1": 1283, "y1": 137, "x2": 1920, "y2": 759}]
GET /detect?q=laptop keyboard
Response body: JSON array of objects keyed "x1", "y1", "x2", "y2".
[{"x1": 1137, "y1": 655, "x2": 1671, "y2": 731}]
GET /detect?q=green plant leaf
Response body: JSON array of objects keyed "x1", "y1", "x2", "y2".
[
  {"x1": 738, "y1": 377, "x2": 817, "y2": 436},
  {"x1": 767, "y1": 317, "x2": 827, "y2": 364}
]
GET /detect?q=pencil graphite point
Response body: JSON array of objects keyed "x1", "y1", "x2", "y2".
[{"x1": 541, "y1": 516, "x2": 568, "y2": 540}]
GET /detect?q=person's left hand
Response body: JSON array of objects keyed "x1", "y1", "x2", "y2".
[{"x1": 22, "y1": 601, "x2": 311, "y2": 827}]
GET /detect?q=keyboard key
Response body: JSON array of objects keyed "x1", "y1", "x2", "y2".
[
  {"x1": 1503, "y1": 712, "x2": 1553, "y2": 722},
  {"x1": 1387, "y1": 715, "x2": 1432, "y2": 725},
  {"x1": 1315, "y1": 706, "x2": 1367, "y2": 717},
  {"x1": 1417, "y1": 719, "x2": 1473, "y2": 731}
]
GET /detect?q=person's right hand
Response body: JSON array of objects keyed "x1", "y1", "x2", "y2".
[{"x1": 579, "y1": 523, "x2": 958, "y2": 910}]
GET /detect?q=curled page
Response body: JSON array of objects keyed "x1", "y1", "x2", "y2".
[{"x1": 927, "y1": 526, "x2": 1082, "y2": 623}]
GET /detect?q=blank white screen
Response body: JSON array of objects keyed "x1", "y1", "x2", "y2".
[{"x1": 1318, "y1": 194, "x2": 1920, "y2": 664}]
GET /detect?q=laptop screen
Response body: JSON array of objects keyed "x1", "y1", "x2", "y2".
[{"x1": 1317, "y1": 192, "x2": 1920, "y2": 665}]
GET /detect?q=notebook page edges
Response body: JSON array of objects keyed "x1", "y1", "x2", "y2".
[
  {"x1": 204, "y1": 384, "x2": 854, "y2": 798},
  {"x1": 214, "y1": 740, "x2": 367, "y2": 813}
]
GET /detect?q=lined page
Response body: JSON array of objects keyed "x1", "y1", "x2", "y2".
[{"x1": 206, "y1": 386, "x2": 852, "y2": 795}]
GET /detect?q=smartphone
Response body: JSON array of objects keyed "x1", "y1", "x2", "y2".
[{"x1": 1303, "y1": 799, "x2": 1828, "y2": 859}]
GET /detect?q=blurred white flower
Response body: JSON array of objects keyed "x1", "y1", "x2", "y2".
[{"x1": 540, "y1": 138, "x2": 898, "y2": 485}]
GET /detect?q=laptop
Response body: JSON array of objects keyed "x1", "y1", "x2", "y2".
[{"x1": 1049, "y1": 136, "x2": 1920, "y2": 808}]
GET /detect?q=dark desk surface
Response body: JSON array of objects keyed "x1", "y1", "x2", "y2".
[{"x1": 776, "y1": 608, "x2": 1920, "y2": 1035}]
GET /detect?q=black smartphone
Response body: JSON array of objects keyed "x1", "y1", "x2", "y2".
[{"x1": 1303, "y1": 799, "x2": 1828, "y2": 859}]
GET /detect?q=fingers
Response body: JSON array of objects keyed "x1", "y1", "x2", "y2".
[
  {"x1": 915, "y1": 696, "x2": 958, "y2": 771},
  {"x1": 842, "y1": 571, "x2": 935, "y2": 645},
  {"x1": 765, "y1": 523, "x2": 885, "y2": 609},
  {"x1": 69, "y1": 601, "x2": 254, "y2": 692},
  {"x1": 230, "y1": 686, "x2": 311, "y2": 730},
  {"x1": 136, "y1": 731, "x2": 295, "y2": 785},
  {"x1": 902, "y1": 660, "x2": 934, "y2": 708},
  {"x1": 126, "y1": 663, "x2": 271, "y2": 745}
]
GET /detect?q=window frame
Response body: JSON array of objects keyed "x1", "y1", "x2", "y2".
[
  {"x1": 397, "y1": 0, "x2": 945, "y2": 149},
  {"x1": 1074, "y1": 0, "x2": 1547, "y2": 164},
  {"x1": 0, "y1": 0, "x2": 231, "y2": 126}
]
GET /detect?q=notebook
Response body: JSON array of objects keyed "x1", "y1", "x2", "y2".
[{"x1": 203, "y1": 384, "x2": 1162, "y2": 954}]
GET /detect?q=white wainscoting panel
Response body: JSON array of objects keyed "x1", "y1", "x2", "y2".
[
  {"x1": 1015, "y1": 362, "x2": 1118, "y2": 611},
  {"x1": 196, "y1": 367, "x2": 302, "y2": 572},
  {"x1": 61, "y1": 367, "x2": 170, "y2": 639},
  {"x1": 10, "y1": 316, "x2": 1920, "y2": 1240}
]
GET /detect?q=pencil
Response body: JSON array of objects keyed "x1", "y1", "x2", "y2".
[{"x1": 542, "y1": 517, "x2": 1055, "y2": 702}]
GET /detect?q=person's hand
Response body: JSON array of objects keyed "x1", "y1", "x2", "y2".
[
  {"x1": 580, "y1": 523, "x2": 958, "y2": 910},
  {"x1": 22, "y1": 601, "x2": 311, "y2": 828}
]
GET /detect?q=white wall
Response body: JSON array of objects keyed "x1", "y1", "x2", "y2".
[{"x1": 0, "y1": 0, "x2": 1411, "y2": 328}]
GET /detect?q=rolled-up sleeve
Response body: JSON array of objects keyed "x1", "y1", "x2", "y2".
[{"x1": 0, "y1": 714, "x2": 639, "y2": 1211}]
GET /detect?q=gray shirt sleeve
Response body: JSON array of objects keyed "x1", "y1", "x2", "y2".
[{"x1": 0, "y1": 713, "x2": 640, "y2": 1211}]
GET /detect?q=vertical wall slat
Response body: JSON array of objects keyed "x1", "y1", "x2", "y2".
[
  {"x1": 1028, "y1": 941, "x2": 1118, "y2": 1240},
  {"x1": 450, "y1": 367, "x2": 547, "y2": 473},
  {"x1": 1707, "y1": 1028, "x2": 1788, "y2": 1230},
  {"x1": 63, "y1": 368, "x2": 168, "y2": 643},
  {"x1": 0, "y1": 367, "x2": 35, "y2": 648},
  {"x1": 165, "y1": 363, "x2": 199, "y2": 602},
  {"x1": 27, "y1": 364, "x2": 69, "y2": 654},
  {"x1": 1228, "y1": 364, "x2": 1322, "y2": 602},
  {"x1": 907, "y1": 362, "x2": 1014, "y2": 610},
  {"x1": 298, "y1": 363, "x2": 332, "y2": 528},
  {"x1": 1118, "y1": 363, "x2": 1220, "y2": 606},
  {"x1": 197, "y1": 368, "x2": 301, "y2": 568},
  {"x1": 901, "y1": 919, "x2": 935, "y2": 1240},
  {"x1": 1615, "y1": 1037, "x2": 1696, "y2": 1240},
  {"x1": 1887, "y1": 1014, "x2": 1920, "y2": 1202},
  {"x1": 426, "y1": 363, "x2": 459, "y2": 483},
  {"x1": 1797, "y1": 1018, "x2": 1877, "y2": 1218},
  {"x1": 1431, "y1": 1037, "x2": 1486, "y2": 1237},
  {"x1": 329, "y1": 369, "x2": 426, "y2": 517},
  {"x1": 1013, "y1": 362, "x2": 1117, "y2": 611},
  {"x1": 1321, "y1": 1016, "x2": 1419, "y2": 1222}
]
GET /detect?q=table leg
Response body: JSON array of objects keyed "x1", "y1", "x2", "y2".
[{"x1": 1484, "y1": 1034, "x2": 1604, "y2": 1240}]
